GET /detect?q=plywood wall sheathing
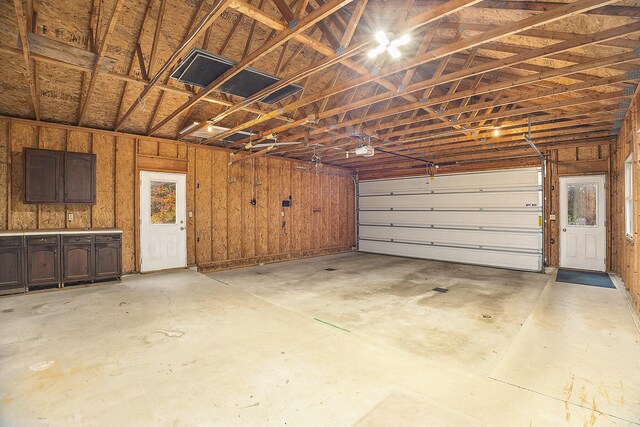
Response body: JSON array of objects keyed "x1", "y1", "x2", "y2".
[
  {"x1": 0, "y1": 117, "x2": 355, "y2": 274},
  {"x1": 611, "y1": 93, "x2": 640, "y2": 313}
]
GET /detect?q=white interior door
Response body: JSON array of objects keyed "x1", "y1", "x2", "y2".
[
  {"x1": 140, "y1": 171, "x2": 187, "y2": 272},
  {"x1": 559, "y1": 175, "x2": 606, "y2": 272}
]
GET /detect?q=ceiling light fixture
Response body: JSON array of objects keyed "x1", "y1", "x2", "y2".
[
  {"x1": 368, "y1": 31, "x2": 411, "y2": 59},
  {"x1": 493, "y1": 128, "x2": 501, "y2": 137}
]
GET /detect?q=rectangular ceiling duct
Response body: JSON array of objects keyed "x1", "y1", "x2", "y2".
[
  {"x1": 186, "y1": 123, "x2": 254, "y2": 142},
  {"x1": 170, "y1": 48, "x2": 303, "y2": 104}
]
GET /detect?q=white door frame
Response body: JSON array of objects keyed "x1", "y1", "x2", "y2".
[
  {"x1": 559, "y1": 174, "x2": 606, "y2": 272},
  {"x1": 140, "y1": 171, "x2": 187, "y2": 272}
]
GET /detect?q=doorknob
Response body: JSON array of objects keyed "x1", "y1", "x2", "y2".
[
  {"x1": 180, "y1": 227, "x2": 185, "y2": 231},
  {"x1": 562, "y1": 228, "x2": 566, "y2": 232}
]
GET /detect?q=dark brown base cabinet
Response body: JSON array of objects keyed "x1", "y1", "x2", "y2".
[
  {"x1": 0, "y1": 237, "x2": 25, "y2": 295},
  {"x1": 27, "y1": 236, "x2": 60, "y2": 287},
  {"x1": 0, "y1": 230, "x2": 121, "y2": 295}
]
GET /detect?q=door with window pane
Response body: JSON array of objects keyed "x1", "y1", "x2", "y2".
[
  {"x1": 140, "y1": 171, "x2": 187, "y2": 272},
  {"x1": 559, "y1": 175, "x2": 606, "y2": 271}
]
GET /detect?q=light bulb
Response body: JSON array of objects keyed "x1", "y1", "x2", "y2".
[
  {"x1": 207, "y1": 122, "x2": 213, "y2": 132},
  {"x1": 387, "y1": 45, "x2": 401, "y2": 58},
  {"x1": 368, "y1": 45, "x2": 387, "y2": 58},
  {"x1": 392, "y1": 34, "x2": 411, "y2": 47},
  {"x1": 375, "y1": 31, "x2": 390, "y2": 46},
  {"x1": 493, "y1": 128, "x2": 500, "y2": 137}
]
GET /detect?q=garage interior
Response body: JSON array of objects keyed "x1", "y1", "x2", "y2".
[{"x1": 0, "y1": 0, "x2": 639, "y2": 424}]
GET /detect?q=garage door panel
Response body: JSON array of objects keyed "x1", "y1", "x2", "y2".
[
  {"x1": 359, "y1": 168, "x2": 541, "y2": 196},
  {"x1": 359, "y1": 225, "x2": 542, "y2": 251},
  {"x1": 359, "y1": 191, "x2": 540, "y2": 209},
  {"x1": 359, "y1": 240, "x2": 541, "y2": 272},
  {"x1": 358, "y1": 167, "x2": 543, "y2": 272},
  {"x1": 359, "y1": 210, "x2": 540, "y2": 230}
]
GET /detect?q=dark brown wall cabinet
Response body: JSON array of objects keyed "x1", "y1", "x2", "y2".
[
  {"x1": 0, "y1": 237, "x2": 25, "y2": 295},
  {"x1": 64, "y1": 152, "x2": 96, "y2": 203},
  {"x1": 24, "y1": 148, "x2": 96, "y2": 204},
  {"x1": 0, "y1": 231, "x2": 121, "y2": 295}
]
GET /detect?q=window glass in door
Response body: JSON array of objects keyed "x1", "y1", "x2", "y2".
[
  {"x1": 150, "y1": 181, "x2": 177, "y2": 224},
  {"x1": 567, "y1": 183, "x2": 597, "y2": 226}
]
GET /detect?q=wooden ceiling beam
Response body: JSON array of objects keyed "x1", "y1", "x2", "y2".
[
  {"x1": 77, "y1": 0, "x2": 126, "y2": 125},
  {"x1": 320, "y1": 110, "x2": 619, "y2": 162},
  {"x1": 146, "y1": 0, "x2": 210, "y2": 135},
  {"x1": 114, "y1": 0, "x2": 235, "y2": 131},
  {"x1": 213, "y1": 0, "x2": 483, "y2": 142},
  {"x1": 222, "y1": 0, "x2": 628, "y2": 143},
  {"x1": 438, "y1": 22, "x2": 639, "y2": 50},
  {"x1": 374, "y1": 72, "x2": 634, "y2": 138},
  {"x1": 270, "y1": 0, "x2": 295, "y2": 21},
  {"x1": 148, "y1": 0, "x2": 354, "y2": 135},
  {"x1": 369, "y1": 0, "x2": 640, "y2": 18},
  {"x1": 283, "y1": 27, "x2": 640, "y2": 145},
  {"x1": 378, "y1": 91, "x2": 629, "y2": 140},
  {"x1": 358, "y1": 136, "x2": 614, "y2": 169},
  {"x1": 332, "y1": 124, "x2": 613, "y2": 165},
  {"x1": 13, "y1": 0, "x2": 41, "y2": 120},
  {"x1": 115, "y1": 0, "x2": 155, "y2": 124},
  {"x1": 310, "y1": 107, "x2": 623, "y2": 163},
  {"x1": 340, "y1": 0, "x2": 367, "y2": 48}
]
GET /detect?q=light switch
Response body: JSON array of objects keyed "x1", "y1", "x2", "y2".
[
  {"x1": 188, "y1": 211, "x2": 193, "y2": 218},
  {"x1": 68, "y1": 213, "x2": 74, "y2": 222},
  {"x1": 549, "y1": 214, "x2": 556, "y2": 221}
]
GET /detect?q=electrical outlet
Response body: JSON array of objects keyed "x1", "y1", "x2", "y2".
[
  {"x1": 549, "y1": 214, "x2": 556, "y2": 220},
  {"x1": 188, "y1": 211, "x2": 193, "y2": 218},
  {"x1": 68, "y1": 213, "x2": 74, "y2": 222}
]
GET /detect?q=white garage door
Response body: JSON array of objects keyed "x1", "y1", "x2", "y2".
[{"x1": 358, "y1": 167, "x2": 543, "y2": 272}]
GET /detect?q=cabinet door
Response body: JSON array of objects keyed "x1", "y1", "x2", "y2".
[
  {"x1": 64, "y1": 152, "x2": 96, "y2": 204},
  {"x1": 27, "y1": 244, "x2": 59, "y2": 286},
  {"x1": 95, "y1": 243, "x2": 121, "y2": 278},
  {"x1": 63, "y1": 244, "x2": 93, "y2": 282},
  {"x1": 24, "y1": 149, "x2": 63, "y2": 203},
  {"x1": 0, "y1": 246, "x2": 25, "y2": 294}
]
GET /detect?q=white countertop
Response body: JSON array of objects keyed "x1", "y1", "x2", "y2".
[{"x1": 0, "y1": 228, "x2": 123, "y2": 237}]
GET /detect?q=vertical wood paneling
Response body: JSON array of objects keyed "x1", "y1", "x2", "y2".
[
  {"x1": 0, "y1": 119, "x2": 355, "y2": 273},
  {"x1": 158, "y1": 141, "x2": 178, "y2": 158},
  {"x1": 92, "y1": 134, "x2": 115, "y2": 228},
  {"x1": 186, "y1": 146, "x2": 196, "y2": 265},
  {"x1": 227, "y1": 159, "x2": 243, "y2": 259},
  {"x1": 241, "y1": 160, "x2": 256, "y2": 258},
  {"x1": 115, "y1": 136, "x2": 136, "y2": 273},
  {"x1": 611, "y1": 97, "x2": 639, "y2": 314},
  {"x1": 311, "y1": 173, "x2": 321, "y2": 250},
  {"x1": 212, "y1": 150, "x2": 228, "y2": 260},
  {"x1": 10, "y1": 122, "x2": 37, "y2": 229},
  {"x1": 268, "y1": 158, "x2": 280, "y2": 254},
  {"x1": 195, "y1": 148, "x2": 212, "y2": 264},
  {"x1": 321, "y1": 173, "x2": 330, "y2": 248},
  {"x1": 138, "y1": 139, "x2": 158, "y2": 156},
  {"x1": 300, "y1": 170, "x2": 312, "y2": 251},
  {"x1": 291, "y1": 167, "x2": 302, "y2": 252},
  {"x1": 255, "y1": 157, "x2": 269, "y2": 256},
  {"x1": 0, "y1": 121, "x2": 7, "y2": 229},
  {"x1": 280, "y1": 161, "x2": 291, "y2": 254}
]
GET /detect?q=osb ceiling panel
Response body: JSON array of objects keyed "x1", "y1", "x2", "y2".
[{"x1": 0, "y1": 0, "x2": 638, "y2": 174}]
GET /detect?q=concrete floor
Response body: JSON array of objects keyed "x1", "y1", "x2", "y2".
[{"x1": 1, "y1": 253, "x2": 639, "y2": 426}]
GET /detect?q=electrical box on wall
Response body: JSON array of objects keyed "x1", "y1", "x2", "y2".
[{"x1": 282, "y1": 200, "x2": 291, "y2": 207}]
